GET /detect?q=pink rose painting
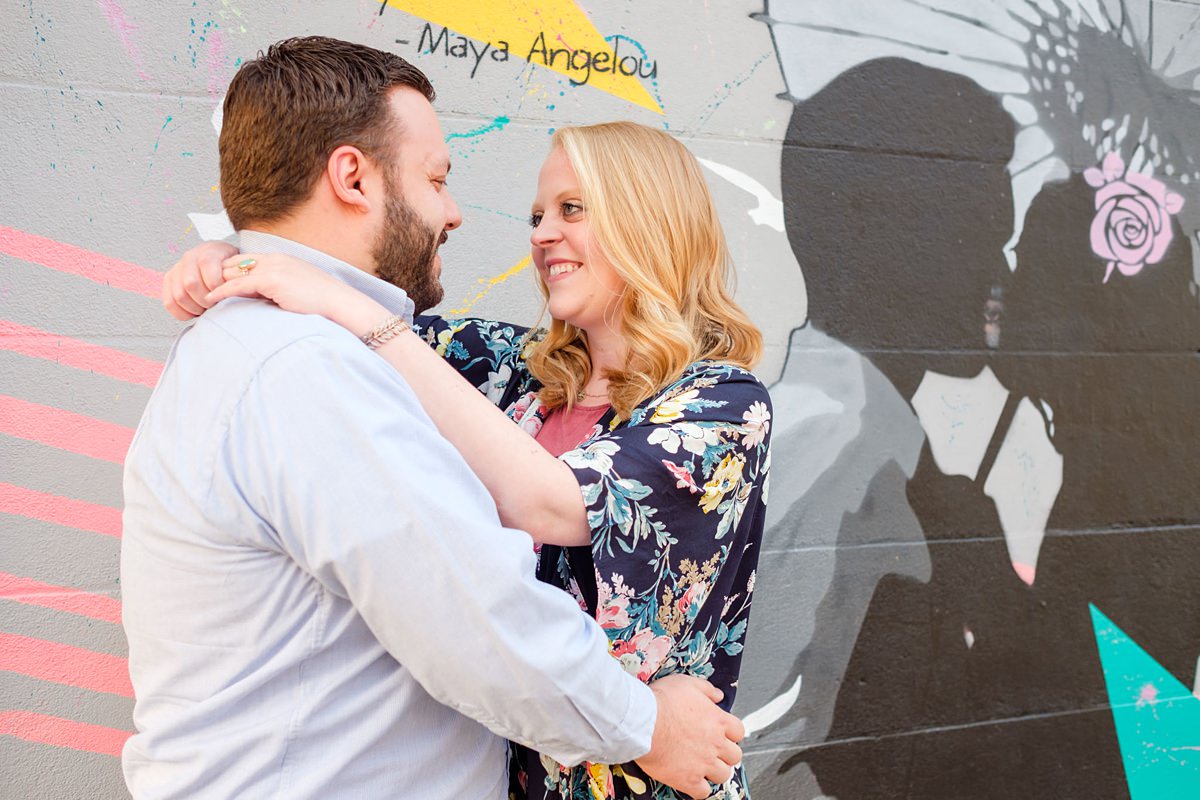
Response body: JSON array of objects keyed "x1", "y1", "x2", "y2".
[{"x1": 1085, "y1": 152, "x2": 1185, "y2": 283}]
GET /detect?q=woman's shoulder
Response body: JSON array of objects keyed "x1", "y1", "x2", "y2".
[
  {"x1": 629, "y1": 360, "x2": 771, "y2": 426},
  {"x1": 415, "y1": 315, "x2": 542, "y2": 364},
  {"x1": 678, "y1": 360, "x2": 770, "y2": 392}
]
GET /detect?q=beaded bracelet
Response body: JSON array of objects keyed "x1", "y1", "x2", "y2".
[{"x1": 360, "y1": 314, "x2": 410, "y2": 350}]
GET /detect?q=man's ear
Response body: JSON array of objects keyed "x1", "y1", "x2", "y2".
[{"x1": 325, "y1": 145, "x2": 378, "y2": 214}]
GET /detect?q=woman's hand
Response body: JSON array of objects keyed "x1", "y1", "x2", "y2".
[
  {"x1": 163, "y1": 241, "x2": 239, "y2": 320},
  {"x1": 207, "y1": 252, "x2": 392, "y2": 338}
]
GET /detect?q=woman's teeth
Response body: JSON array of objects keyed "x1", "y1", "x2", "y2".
[{"x1": 549, "y1": 262, "x2": 582, "y2": 277}]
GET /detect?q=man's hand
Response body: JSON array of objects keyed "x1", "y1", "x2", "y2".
[
  {"x1": 637, "y1": 674, "x2": 745, "y2": 799},
  {"x1": 163, "y1": 240, "x2": 238, "y2": 320}
]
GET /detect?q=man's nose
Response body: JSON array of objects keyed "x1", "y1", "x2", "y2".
[{"x1": 443, "y1": 190, "x2": 462, "y2": 231}]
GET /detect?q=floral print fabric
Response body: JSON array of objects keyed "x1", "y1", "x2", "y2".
[{"x1": 417, "y1": 316, "x2": 772, "y2": 800}]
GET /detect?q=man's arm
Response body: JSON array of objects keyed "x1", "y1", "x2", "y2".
[{"x1": 225, "y1": 332, "x2": 740, "y2": 786}]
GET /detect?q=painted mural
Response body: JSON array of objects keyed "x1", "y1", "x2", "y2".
[{"x1": 2, "y1": 1, "x2": 1198, "y2": 798}]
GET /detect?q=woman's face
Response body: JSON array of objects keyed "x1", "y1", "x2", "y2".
[{"x1": 529, "y1": 147, "x2": 626, "y2": 332}]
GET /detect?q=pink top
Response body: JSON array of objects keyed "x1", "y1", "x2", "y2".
[{"x1": 535, "y1": 402, "x2": 610, "y2": 457}]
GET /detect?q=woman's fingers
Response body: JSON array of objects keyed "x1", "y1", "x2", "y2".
[
  {"x1": 205, "y1": 278, "x2": 265, "y2": 305},
  {"x1": 163, "y1": 269, "x2": 205, "y2": 319},
  {"x1": 198, "y1": 246, "x2": 228, "y2": 292}
]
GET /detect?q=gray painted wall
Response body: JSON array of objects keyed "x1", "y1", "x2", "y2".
[{"x1": 2, "y1": 1, "x2": 1198, "y2": 797}]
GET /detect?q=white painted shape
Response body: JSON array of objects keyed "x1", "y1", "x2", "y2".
[
  {"x1": 742, "y1": 674, "x2": 803, "y2": 736},
  {"x1": 1115, "y1": 113, "x2": 1130, "y2": 145},
  {"x1": 1012, "y1": 124, "x2": 1056, "y2": 166},
  {"x1": 1010, "y1": 1, "x2": 1043, "y2": 26},
  {"x1": 1038, "y1": 398, "x2": 1056, "y2": 437},
  {"x1": 188, "y1": 211, "x2": 235, "y2": 241},
  {"x1": 1029, "y1": 0, "x2": 1061, "y2": 19},
  {"x1": 1072, "y1": 0, "x2": 1112, "y2": 31},
  {"x1": 771, "y1": 0, "x2": 1032, "y2": 49},
  {"x1": 1129, "y1": 143, "x2": 1147, "y2": 175},
  {"x1": 911, "y1": 367, "x2": 1010, "y2": 481},
  {"x1": 1002, "y1": 95, "x2": 1039, "y2": 126},
  {"x1": 1004, "y1": 151, "x2": 1070, "y2": 270},
  {"x1": 768, "y1": 2, "x2": 1031, "y2": 101},
  {"x1": 983, "y1": 397, "x2": 1064, "y2": 582},
  {"x1": 697, "y1": 158, "x2": 784, "y2": 232},
  {"x1": 211, "y1": 99, "x2": 224, "y2": 134}
]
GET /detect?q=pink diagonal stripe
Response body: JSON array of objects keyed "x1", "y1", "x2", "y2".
[
  {"x1": 0, "y1": 320, "x2": 162, "y2": 388},
  {"x1": 0, "y1": 711, "x2": 131, "y2": 758},
  {"x1": 0, "y1": 225, "x2": 162, "y2": 299},
  {"x1": 0, "y1": 573, "x2": 121, "y2": 624},
  {"x1": 0, "y1": 483, "x2": 121, "y2": 538},
  {"x1": 0, "y1": 395, "x2": 134, "y2": 464},
  {"x1": 0, "y1": 633, "x2": 133, "y2": 697}
]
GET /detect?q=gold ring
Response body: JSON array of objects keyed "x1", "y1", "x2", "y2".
[{"x1": 236, "y1": 258, "x2": 257, "y2": 275}]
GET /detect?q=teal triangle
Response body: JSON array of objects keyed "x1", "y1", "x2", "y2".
[{"x1": 1090, "y1": 604, "x2": 1200, "y2": 798}]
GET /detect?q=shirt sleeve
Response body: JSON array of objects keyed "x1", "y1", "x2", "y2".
[
  {"x1": 222, "y1": 332, "x2": 655, "y2": 767},
  {"x1": 558, "y1": 365, "x2": 773, "y2": 688},
  {"x1": 414, "y1": 315, "x2": 534, "y2": 403}
]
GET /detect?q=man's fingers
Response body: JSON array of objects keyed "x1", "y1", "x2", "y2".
[
  {"x1": 724, "y1": 713, "x2": 745, "y2": 743},
  {"x1": 717, "y1": 736, "x2": 742, "y2": 767},
  {"x1": 700, "y1": 680, "x2": 724, "y2": 705},
  {"x1": 684, "y1": 780, "x2": 712, "y2": 800},
  {"x1": 705, "y1": 756, "x2": 735, "y2": 784}
]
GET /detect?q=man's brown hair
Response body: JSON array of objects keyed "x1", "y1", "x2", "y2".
[{"x1": 218, "y1": 36, "x2": 434, "y2": 230}]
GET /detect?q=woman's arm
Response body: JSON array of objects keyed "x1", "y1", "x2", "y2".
[{"x1": 207, "y1": 252, "x2": 591, "y2": 547}]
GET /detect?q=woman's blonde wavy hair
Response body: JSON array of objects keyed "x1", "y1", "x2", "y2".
[{"x1": 526, "y1": 121, "x2": 763, "y2": 419}]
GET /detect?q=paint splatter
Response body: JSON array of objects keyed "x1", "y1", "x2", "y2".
[
  {"x1": 206, "y1": 29, "x2": 230, "y2": 100},
  {"x1": 448, "y1": 256, "x2": 531, "y2": 315},
  {"x1": 446, "y1": 115, "x2": 511, "y2": 141},
  {"x1": 96, "y1": 0, "x2": 150, "y2": 80}
]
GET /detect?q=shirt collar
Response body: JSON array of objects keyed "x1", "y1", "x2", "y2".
[{"x1": 237, "y1": 230, "x2": 416, "y2": 324}]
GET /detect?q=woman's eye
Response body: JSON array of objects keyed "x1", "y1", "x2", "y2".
[
  {"x1": 528, "y1": 212, "x2": 543, "y2": 228},
  {"x1": 562, "y1": 202, "x2": 583, "y2": 217}
]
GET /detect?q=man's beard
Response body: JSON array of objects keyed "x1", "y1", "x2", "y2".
[{"x1": 372, "y1": 187, "x2": 445, "y2": 315}]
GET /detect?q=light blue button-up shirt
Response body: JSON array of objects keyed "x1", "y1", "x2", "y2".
[{"x1": 121, "y1": 231, "x2": 656, "y2": 799}]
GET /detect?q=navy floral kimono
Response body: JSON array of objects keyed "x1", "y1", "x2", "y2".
[{"x1": 416, "y1": 316, "x2": 772, "y2": 800}]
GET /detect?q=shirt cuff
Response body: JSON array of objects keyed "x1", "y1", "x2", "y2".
[{"x1": 609, "y1": 674, "x2": 658, "y2": 764}]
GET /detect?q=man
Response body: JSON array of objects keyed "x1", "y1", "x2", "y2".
[{"x1": 124, "y1": 36, "x2": 742, "y2": 799}]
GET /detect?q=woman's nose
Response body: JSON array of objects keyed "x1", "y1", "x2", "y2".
[{"x1": 530, "y1": 219, "x2": 561, "y2": 247}]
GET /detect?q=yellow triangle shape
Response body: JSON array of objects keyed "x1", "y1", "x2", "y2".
[{"x1": 384, "y1": 0, "x2": 663, "y2": 114}]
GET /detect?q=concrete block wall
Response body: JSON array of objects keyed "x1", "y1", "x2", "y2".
[{"x1": 2, "y1": 1, "x2": 1198, "y2": 797}]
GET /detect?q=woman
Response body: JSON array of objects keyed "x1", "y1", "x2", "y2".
[{"x1": 174, "y1": 121, "x2": 770, "y2": 800}]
